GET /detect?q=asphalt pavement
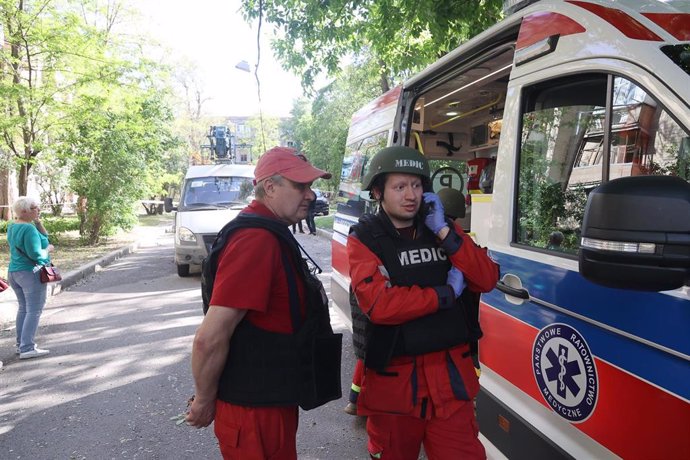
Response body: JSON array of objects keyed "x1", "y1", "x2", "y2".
[{"x1": 0, "y1": 223, "x2": 370, "y2": 459}]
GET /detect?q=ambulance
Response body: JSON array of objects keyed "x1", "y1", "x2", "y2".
[{"x1": 330, "y1": 0, "x2": 690, "y2": 458}]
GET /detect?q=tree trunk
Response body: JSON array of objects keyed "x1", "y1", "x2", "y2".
[
  {"x1": 0, "y1": 165, "x2": 12, "y2": 220},
  {"x1": 17, "y1": 163, "x2": 29, "y2": 197},
  {"x1": 378, "y1": 63, "x2": 391, "y2": 94}
]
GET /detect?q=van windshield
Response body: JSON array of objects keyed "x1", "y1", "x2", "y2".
[{"x1": 180, "y1": 176, "x2": 254, "y2": 210}]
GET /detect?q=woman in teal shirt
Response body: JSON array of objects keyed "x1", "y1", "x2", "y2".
[{"x1": 8, "y1": 196, "x2": 54, "y2": 359}]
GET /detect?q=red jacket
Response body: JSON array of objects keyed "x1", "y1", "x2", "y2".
[{"x1": 347, "y1": 221, "x2": 499, "y2": 419}]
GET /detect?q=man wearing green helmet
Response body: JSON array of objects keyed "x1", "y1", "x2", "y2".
[{"x1": 347, "y1": 146, "x2": 499, "y2": 459}]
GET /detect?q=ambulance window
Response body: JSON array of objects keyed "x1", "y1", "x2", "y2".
[
  {"x1": 336, "y1": 131, "x2": 388, "y2": 217},
  {"x1": 516, "y1": 74, "x2": 690, "y2": 255},
  {"x1": 516, "y1": 75, "x2": 606, "y2": 254},
  {"x1": 608, "y1": 77, "x2": 690, "y2": 182},
  {"x1": 661, "y1": 44, "x2": 690, "y2": 76}
]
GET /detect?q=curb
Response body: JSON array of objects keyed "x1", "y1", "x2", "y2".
[
  {"x1": 315, "y1": 228, "x2": 333, "y2": 240},
  {"x1": 46, "y1": 241, "x2": 140, "y2": 296}
]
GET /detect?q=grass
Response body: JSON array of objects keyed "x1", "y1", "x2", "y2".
[
  {"x1": 315, "y1": 214, "x2": 334, "y2": 231},
  {"x1": 0, "y1": 213, "x2": 173, "y2": 279}
]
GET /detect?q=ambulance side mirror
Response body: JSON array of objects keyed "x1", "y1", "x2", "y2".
[{"x1": 579, "y1": 175, "x2": 690, "y2": 291}]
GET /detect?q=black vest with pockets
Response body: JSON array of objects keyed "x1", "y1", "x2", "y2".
[
  {"x1": 201, "y1": 213, "x2": 342, "y2": 410},
  {"x1": 351, "y1": 213, "x2": 482, "y2": 371}
]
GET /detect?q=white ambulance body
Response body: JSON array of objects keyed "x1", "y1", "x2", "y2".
[{"x1": 330, "y1": 1, "x2": 690, "y2": 458}]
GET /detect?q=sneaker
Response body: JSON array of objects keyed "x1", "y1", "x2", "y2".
[
  {"x1": 344, "y1": 402, "x2": 358, "y2": 416},
  {"x1": 15, "y1": 346, "x2": 20, "y2": 355},
  {"x1": 19, "y1": 347, "x2": 50, "y2": 360}
]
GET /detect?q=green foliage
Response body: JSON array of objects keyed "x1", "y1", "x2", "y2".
[
  {"x1": 247, "y1": 115, "x2": 282, "y2": 156},
  {"x1": 315, "y1": 214, "x2": 334, "y2": 230},
  {"x1": 33, "y1": 151, "x2": 73, "y2": 216},
  {"x1": 62, "y1": 87, "x2": 177, "y2": 244},
  {"x1": 517, "y1": 112, "x2": 589, "y2": 252},
  {"x1": 0, "y1": 0, "x2": 185, "y2": 231},
  {"x1": 240, "y1": 0, "x2": 504, "y2": 90},
  {"x1": 0, "y1": 216, "x2": 79, "y2": 246},
  {"x1": 0, "y1": 0, "x2": 125, "y2": 195},
  {"x1": 43, "y1": 216, "x2": 81, "y2": 234},
  {"x1": 288, "y1": 61, "x2": 383, "y2": 191}
]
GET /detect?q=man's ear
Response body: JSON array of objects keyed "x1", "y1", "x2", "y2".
[
  {"x1": 371, "y1": 187, "x2": 382, "y2": 201},
  {"x1": 263, "y1": 177, "x2": 277, "y2": 197}
]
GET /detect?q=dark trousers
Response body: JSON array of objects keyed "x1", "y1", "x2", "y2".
[{"x1": 306, "y1": 213, "x2": 316, "y2": 234}]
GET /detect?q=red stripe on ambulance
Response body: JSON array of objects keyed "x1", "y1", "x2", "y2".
[
  {"x1": 567, "y1": 1, "x2": 663, "y2": 41},
  {"x1": 516, "y1": 12, "x2": 586, "y2": 50},
  {"x1": 480, "y1": 302, "x2": 690, "y2": 460},
  {"x1": 642, "y1": 13, "x2": 690, "y2": 41},
  {"x1": 331, "y1": 238, "x2": 350, "y2": 282}
]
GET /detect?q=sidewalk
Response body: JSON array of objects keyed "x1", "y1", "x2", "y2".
[{"x1": 0, "y1": 221, "x2": 172, "y2": 332}]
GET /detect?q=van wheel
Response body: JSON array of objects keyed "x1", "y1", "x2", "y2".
[{"x1": 177, "y1": 264, "x2": 190, "y2": 277}]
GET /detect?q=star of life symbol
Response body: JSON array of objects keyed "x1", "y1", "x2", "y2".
[{"x1": 532, "y1": 323, "x2": 598, "y2": 423}]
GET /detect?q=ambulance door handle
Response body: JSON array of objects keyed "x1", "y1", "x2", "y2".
[
  {"x1": 496, "y1": 277, "x2": 529, "y2": 300},
  {"x1": 496, "y1": 281, "x2": 529, "y2": 299}
]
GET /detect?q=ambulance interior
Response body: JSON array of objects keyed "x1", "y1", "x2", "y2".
[{"x1": 405, "y1": 46, "x2": 514, "y2": 238}]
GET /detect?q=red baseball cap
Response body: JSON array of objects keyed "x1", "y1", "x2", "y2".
[{"x1": 254, "y1": 146, "x2": 332, "y2": 185}]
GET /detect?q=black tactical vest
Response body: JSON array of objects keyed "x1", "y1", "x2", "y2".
[
  {"x1": 351, "y1": 212, "x2": 482, "y2": 370},
  {"x1": 201, "y1": 213, "x2": 342, "y2": 410}
]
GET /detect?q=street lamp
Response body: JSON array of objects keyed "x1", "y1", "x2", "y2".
[{"x1": 235, "y1": 60, "x2": 251, "y2": 73}]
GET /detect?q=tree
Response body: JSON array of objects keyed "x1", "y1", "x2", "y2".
[
  {"x1": 61, "y1": 84, "x2": 177, "y2": 243},
  {"x1": 33, "y1": 150, "x2": 71, "y2": 215},
  {"x1": 240, "y1": 0, "x2": 504, "y2": 91},
  {"x1": 247, "y1": 114, "x2": 281, "y2": 157},
  {"x1": 288, "y1": 61, "x2": 382, "y2": 190},
  {"x1": 0, "y1": 0, "x2": 123, "y2": 196},
  {"x1": 171, "y1": 60, "x2": 211, "y2": 165}
]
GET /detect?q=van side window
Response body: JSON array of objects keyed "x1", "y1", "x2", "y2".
[{"x1": 516, "y1": 74, "x2": 689, "y2": 255}]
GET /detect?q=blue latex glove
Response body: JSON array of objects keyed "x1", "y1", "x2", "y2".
[
  {"x1": 447, "y1": 267, "x2": 466, "y2": 298},
  {"x1": 422, "y1": 192, "x2": 447, "y2": 234}
]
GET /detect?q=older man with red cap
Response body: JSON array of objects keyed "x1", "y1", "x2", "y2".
[{"x1": 187, "y1": 147, "x2": 338, "y2": 459}]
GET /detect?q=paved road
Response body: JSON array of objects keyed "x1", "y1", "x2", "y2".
[{"x1": 0, "y1": 228, "x2": 369, "y2": 459}]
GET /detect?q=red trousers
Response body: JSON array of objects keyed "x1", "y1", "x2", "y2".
[
  {"x1": 366, "y1": 402, "x2": 485, "y2": 460},
  {"x1": 214, "y1": 400, "x2": 298, "y2": 460}
]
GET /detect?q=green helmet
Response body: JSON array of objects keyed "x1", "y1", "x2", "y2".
[
  {"x1": 437, "y1": 187, "x2": 466, "y2": 219},
  {"x1": 362, "y1": 146, "x2": 430, "y2": 191}
]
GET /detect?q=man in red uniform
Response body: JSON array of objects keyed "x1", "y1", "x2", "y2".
[
  {"x1": 186, "y1": 146, "x2": 333, "y2": 459},
  {"x1": 348, "y1": 146, "x2": 499, "y2": 459}
]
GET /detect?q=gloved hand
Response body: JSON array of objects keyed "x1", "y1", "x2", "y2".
[
  {"x1": 447, "y1": 267, "x2": 466, "y2": 298},
  {"x1": 422, "y1": 192, "x2": 447, "y2": 234}
]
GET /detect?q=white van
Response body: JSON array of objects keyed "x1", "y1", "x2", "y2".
[
  {"x1": 331, "y1": 0, "x2": 690, "y2": 458},
  {"x1": 171, "y1": 163, "x2": 255, "y2": 277}
]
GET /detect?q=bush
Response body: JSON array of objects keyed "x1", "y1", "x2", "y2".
[
  {"x1": 0, "y1": 215, "x2": 80, "y2": 245},
  {"x1": 43, "y1": 216, "x2": 80, "y2": 234}
]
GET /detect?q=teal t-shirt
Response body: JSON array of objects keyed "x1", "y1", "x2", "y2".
[{"x1": 7, "y1": 222, "x2": 51, "y2": 272}]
